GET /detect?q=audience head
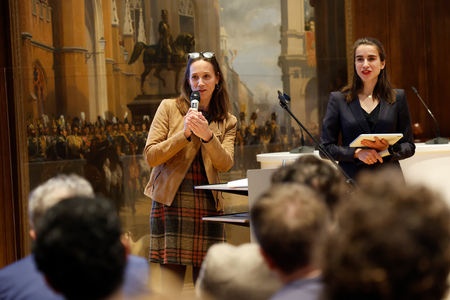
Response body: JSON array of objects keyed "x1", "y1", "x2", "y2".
[
  {"x1": 33, "y1": 195, "x2": 127, "y2": 300},
  {"x1": 196, "y1": 243, "x2": 282, "y2": 300},
  {"x1": 251, "y1": 183, "x2": 327, "y2": 276},
  {"x1": 271, "y1": 155, "x2": 345, "y2": 212},
  {"x1": 28, "y1": 174, "x2": 94, "y2": 231},
  {"x1": 321, "y1": 168, "x2": 450, "y2": 300}
]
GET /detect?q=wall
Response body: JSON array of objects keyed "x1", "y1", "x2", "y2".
[{"x1": 350, "y1": 0, "x2": 449, "y2": 140}]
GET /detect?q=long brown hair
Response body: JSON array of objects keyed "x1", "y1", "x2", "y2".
[
  {"x1": 176, "y1": 54, "x2": 231, "y2": 122},
  {"x1": 342, "y1": 37, "x2": 396, "y2": 104}
]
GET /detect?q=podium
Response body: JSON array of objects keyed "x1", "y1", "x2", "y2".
[
  {"x1": 198, "y1": 143, "x2": 450, "y2": 235},
  {"x1": 257, "y1": 151, "x2": 321, "y2": 169},
  {"x1": 399, "y1": 143, "x2": 450, "y2": 205},
  {"x1": 257, "y1": 144, "x2": 450, "y2": 206}
]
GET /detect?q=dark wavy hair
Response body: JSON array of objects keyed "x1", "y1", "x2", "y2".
[
  {"x1": 270, "y1": 155, "x2": 345, "y2": 213},
  {"x1": 251, "y1": 183, "x2": 326, "y2": 274},
  {"x1": 342, "y1": 37, "x2": 396, "y2": 104},
  {"x1": 177, "y1": 54, "x2": 231, "y2": 122},
  {"x1": 34, "y1": 196, "x2": 125, "y2": 300},
  {"x1": 321, "y1": 168, "x2": 450, "y2": 300}
]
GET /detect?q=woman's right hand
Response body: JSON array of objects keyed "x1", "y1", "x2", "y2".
[
  {"x1": 184, "y1": 109, "x2": 195, "y2": 139},
  {"x1": 354, "y1": 148, "x2": 383, "y2": 164}
]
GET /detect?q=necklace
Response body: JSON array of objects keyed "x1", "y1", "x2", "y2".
[{"x1": 360, "y1": 93, "x2": 373, "y2": 100}]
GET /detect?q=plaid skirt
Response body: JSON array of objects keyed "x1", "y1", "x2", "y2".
[{"x1": 149, "y1": 151, "x2": 225, "y2": 267}]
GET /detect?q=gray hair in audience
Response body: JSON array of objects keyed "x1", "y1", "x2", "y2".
[{"x1": 28, "y1": 174, "x2": 94, "y2": 229}]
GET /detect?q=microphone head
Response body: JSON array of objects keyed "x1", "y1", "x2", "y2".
[
  {"x1": 277, "y1": 90, "x2": 287, "y2": 106},
  {"x1": 277, "y1": 90, "x2": 283, "y2": 98},
  {"x1": 411, "y1": 86, "x2": 418, "y2": 94},
  {"x1": 190, "y1": 91, "x2": 200, "y2": 111},
  {"x1": 190, "y1": 91, "x2": 200, "y2": 102},
  {"x1": 277, "y1": 90, "x2": 286, "y2": 101},
  {"x1": 283, "y1": 93, "x2": 291, "y2": 102}
]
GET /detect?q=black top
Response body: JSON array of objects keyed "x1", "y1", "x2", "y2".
[{"x1": 362, "y1": 103, "x2": 380, "y2": 133}]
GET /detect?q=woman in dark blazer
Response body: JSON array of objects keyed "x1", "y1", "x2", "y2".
[{"x1": 321, "y1": 37, "x2": 415, "y2": 180}]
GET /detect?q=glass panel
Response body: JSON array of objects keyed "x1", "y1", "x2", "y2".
[
  {"x1": 22, "y1": 1, "x2": 319, "y2": 244},
  {"x1": 15, "y1": 0, "x2": 324, "y2": 295}
]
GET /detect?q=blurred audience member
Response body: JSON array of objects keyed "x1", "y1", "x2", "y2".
[
  {"x1": 196, "y1": 155, "x2": 344, "y2": 300},
  {"x1": 251, "y1": 183, "x2": 328, "y2": 300},
  {"x1": 0, "y1": 174, "x2": 149, "y2": 300},
  {"x1": 271, "y1": 155, "x2": 345, "y2": 215},
  {"x1": 321, "y1": 168, "x2": 450, "y2": 300},
  {"x1": 34, "y1": 195, "x2": 126, "y2": 300},
  {"x1": 196, "y1": 243, "x2": 282, "y2": 300}
]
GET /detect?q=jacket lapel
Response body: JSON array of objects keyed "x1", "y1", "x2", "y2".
[
  {"x1": 349, "y1": 98, "x2": 371, "y2": 133},
  {"x1": 373, "y1": 98, "x2": 390, "y2": 132}
]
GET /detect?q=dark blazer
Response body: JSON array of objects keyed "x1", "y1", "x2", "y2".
[
  {"x1": 0, "y1": 254, "x2": 150, "y2": 300},
  {"x1": 321, "y1": 89, "x2": 415, "y2": 179}
]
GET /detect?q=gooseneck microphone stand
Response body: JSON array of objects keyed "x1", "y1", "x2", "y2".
[
  {"x1": 282, "y1": 92, "x2": 315, "y2": 154},
  {"x1": 277, "y1": 91, "x2": 357, "y2": 188},
  {"x1": 411, "y1": 87, "x2": 449, "y2": 144}
]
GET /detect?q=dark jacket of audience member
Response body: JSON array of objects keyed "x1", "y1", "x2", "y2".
[{"x1": 0, "y1": 174, "x2": 150, "y2": 300}]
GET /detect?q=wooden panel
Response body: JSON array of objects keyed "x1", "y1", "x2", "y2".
[
  {"x1": 351, "y1": 0, "x2": 450, "y2": 140},
  {"x1": 315, "y1": 0, "x2": 348, "y2": 123},
  {"x1": 352, "y1": 0, "x2": 390, "y2": 44},
  {"x1": 386, "y1": 0, "x2": 428, "y2": 129},
  {"x1": 423, "y1": 0, "x2": 450, "y2": 139},
  {"x1": 0, "y1": 0, "x2": 30, "y2": 268},
  {"x1": 0, "y1": 0, "x2": 18, "y2": 267}
]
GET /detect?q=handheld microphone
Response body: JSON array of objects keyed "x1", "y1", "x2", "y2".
[
  {"x1": 411, "y1": 87, "x2": 449, "y2": 144},
  {"x1": 190, "y1": 91, "x2": 200, "y2": 111},
  {"x1": 378, "y1": 143, "x2": 402, "y2": 157}
]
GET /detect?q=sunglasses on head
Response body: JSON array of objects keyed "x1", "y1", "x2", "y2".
[{"x1": 188, "y1": 52, "x2": 215, "y2": 59}]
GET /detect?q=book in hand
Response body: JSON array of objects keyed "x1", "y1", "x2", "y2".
[{"x1": 350, "y1": 133, "x2": 403, "y2": 147}]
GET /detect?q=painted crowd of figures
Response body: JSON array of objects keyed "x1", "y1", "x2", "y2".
[
  {"x1": 234, "y1": 111, "x2": 287, "y2": 174},
  {"x1": 26, "y1": 115, "x2": 151, "y2": 215},
  {"x1": 26, "y1": 111, "x2": 314, "y2": 209},
  {"x1": 27, "y1": 115, "x2": 149, "y2": 162}
]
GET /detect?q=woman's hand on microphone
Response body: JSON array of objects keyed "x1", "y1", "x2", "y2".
[
  {"x1": 183, "y1": 109, "x2": 197, "y2": 138},
  {"x1": 185, "y1": 111, "x2": 213, "y2": 142}
]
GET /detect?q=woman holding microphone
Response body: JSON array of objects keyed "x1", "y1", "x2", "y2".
[{"x1": 143, "y1": 51, "x2": 236, "y2": 294}]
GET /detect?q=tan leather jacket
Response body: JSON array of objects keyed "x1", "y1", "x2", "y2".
[{"x1": 144, "y1": 98, "x2": 237, "y2": 210}]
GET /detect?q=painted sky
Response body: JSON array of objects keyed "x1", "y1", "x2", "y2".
[{"x1": 219, "y1": 0, "x2": 282, "y2": 104}]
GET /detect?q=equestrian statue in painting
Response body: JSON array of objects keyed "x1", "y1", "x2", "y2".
[{"x1": 128, "y1": 9, "x2": 195, "y2": 94}]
